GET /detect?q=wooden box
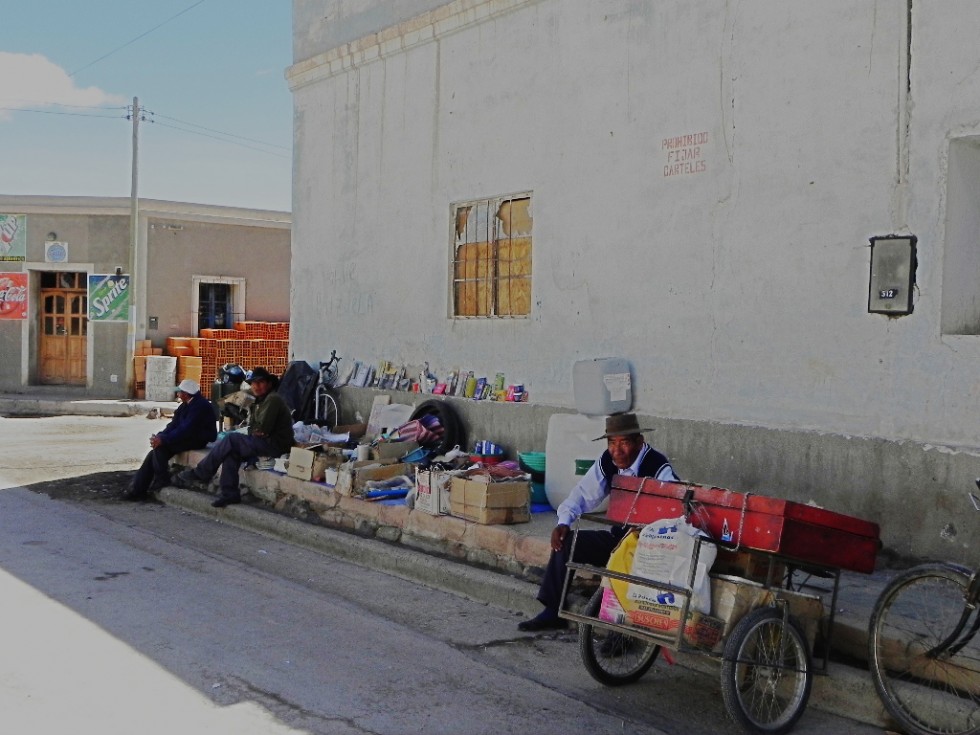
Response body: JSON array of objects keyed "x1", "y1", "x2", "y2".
[{"x1": 608, "y1": 477, "x2": 880, "y2": 574}]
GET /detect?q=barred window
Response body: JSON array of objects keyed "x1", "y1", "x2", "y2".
[{"x1": 452, "y1": 194, "x2": 532, "y2": 318}]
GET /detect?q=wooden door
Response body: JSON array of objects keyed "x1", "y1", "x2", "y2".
[{"x1": 39, "y1": 272, "x2": 87, "y2": 385}]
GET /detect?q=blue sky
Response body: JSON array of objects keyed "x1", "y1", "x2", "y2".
[{"x1": 0, "y1": 1, "x2": 293, "y2": 211}]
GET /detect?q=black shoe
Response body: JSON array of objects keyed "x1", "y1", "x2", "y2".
[
  {"x1": 148, "y1": 476, "x2": 169, "y2": 492},
  {"x1": 518, "y1": 611, "x2": 568, "y2": 632},
  {"x1": 171, "y1": 470, "x2": 199, "y2": 489},
  {"x1": 212, "y1": 496, "x2": 241, "y2": 508},
  {"x1": 120, "y1": 488, "x2": 148, "y2": 501}
]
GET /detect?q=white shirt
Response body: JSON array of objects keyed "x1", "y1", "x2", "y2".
[{"x1": 555, "y1": 443, "x2": 678, "y2": 527}]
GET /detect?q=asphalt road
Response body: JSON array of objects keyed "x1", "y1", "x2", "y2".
[{"x1": 0, "y1": 414, "x2": 886, "y2": 734}]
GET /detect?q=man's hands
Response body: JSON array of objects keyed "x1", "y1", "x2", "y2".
[
  {"x1": 550, "y1": 524, "x2": 569, "y2": 552},
  {"x1": 149, "y1": 435, "x2": 162, "y2": 449}
]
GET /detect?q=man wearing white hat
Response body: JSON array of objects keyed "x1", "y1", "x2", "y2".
[{"x1": 122, "y1": 379, "x2": 217, "y2": 500}]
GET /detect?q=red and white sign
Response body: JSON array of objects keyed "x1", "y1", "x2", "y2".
[{"x1": 0, "y1": 272, "x2": 28, "y2": 319}]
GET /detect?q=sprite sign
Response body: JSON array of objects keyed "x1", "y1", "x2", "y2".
[{"x1": 88, "y1": 274, "x2": 130, "y2": 322}]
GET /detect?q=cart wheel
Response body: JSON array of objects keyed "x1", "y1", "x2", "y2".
[
  {"x1": 720, "y1": 606, "x2": 812, "y2": 735},
  {"x1": 578, "y1": 588, "x2": 660, "y2": 686}
]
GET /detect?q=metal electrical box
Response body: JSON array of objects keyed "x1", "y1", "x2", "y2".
[{"x1": 868, "y1": 235, "x2": 916, "y2": 315}]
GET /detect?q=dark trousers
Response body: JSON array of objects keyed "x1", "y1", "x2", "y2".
[
  {"x1": 191, "y1": 432, "x2": 278, "y2": 500},
  {"x1": 132, "y1": 441, "x2": 201, "y2": 495},
  {"x1": 537, "y1": 525, "x2": 629, "y2": 613}
]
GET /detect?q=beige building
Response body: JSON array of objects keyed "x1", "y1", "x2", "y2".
[{"x1": 0, "y1": 195, "x2": 290, "y2": 398}]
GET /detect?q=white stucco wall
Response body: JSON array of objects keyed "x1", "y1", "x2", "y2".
[{"x1": 288, "y1": 0, "x2": 980, "y2": 452}]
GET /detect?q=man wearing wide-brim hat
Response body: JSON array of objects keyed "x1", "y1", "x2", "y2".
[
  {"x1": 517, "y1": 412, "x2": 680, "y2": 631},
  {"x1": 122, "y1": 379, "x2": 217, "y2": 501}
]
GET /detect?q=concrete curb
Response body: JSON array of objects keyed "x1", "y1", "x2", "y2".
[
  {"x1": 0, "y1": 398, "x2": 146, "y2": 417},
  {"x1": 156, "y1": 486, "x2": 888, "y2": 730},
  {"x1": 157, "y1": 487, "x2": 541, "y2": 617}
]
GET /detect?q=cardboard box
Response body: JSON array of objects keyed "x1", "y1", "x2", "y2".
[
  {"x1": 373, "y1": 441, "x2": 419, "y2": 461},
  {"x1": 286, "y1": 445, "x2": 344, "y2": 482},
  {"x1": 598, "y1": 585, "x2": 724, "y2": 651},
  {"x1": 450, "y1": 476, "x2": 530, "y2": 524},
  {"x1": 415, "y1": 469, "x2": 453, "y2": 515},
  {"x1": 134, "y1": 355, "x2": 147, "y2": 380},
  {"x1": 710, "y1": 574, "x2": 823, "y2": 652},
  {"x1": 335, "y1": 461, "x2": 411, "y2": 497},
  {"x1": 333, "y1": 423, "x2": 367, "y2": 441}
]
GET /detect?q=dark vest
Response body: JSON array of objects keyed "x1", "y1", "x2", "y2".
[{"x1": 598, "y1": 445, "x2": 672, "y2": 481}]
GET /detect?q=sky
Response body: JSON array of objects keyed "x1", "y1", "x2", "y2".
[{"x1": 0, "y1": 1, "x2": 294, "y2": 212}]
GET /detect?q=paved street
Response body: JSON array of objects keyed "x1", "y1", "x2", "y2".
[{"x1": 0, "y1": 414, "x2": 886, "y2": 734}]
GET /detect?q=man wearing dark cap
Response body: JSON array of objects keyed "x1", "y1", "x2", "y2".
[
  {"x1": 173, "y1": 367, "x2": 294, "y2": 507},
  {"x1": 518, "y1": 412, "x2": 679, "y2": 631},
  {"x1": 123, "y1": 379, "x2": 217, "y2": 501}
]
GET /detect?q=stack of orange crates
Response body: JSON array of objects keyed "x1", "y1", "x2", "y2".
[
  {"x1": 164, "y1": 322, "x2": 291, "y2": 398},
  {"x1": 177, "y1": 356, "x2": 203, "y2": 388}
]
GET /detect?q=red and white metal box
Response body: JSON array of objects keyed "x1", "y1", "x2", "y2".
[{"x1": 608, "y1": 477, "x2": 880, "y2": 574}]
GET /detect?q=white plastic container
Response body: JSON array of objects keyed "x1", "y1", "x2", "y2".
[
  {"x1": 572, "y1": 357, "x2": 632, "y2": 416},
  {"x1": 544, "y1": 413, "x2": 608, "y2": 511}
]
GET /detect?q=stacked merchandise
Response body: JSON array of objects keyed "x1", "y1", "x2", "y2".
[{"x1": 162, "y1": 321, "x2": 290, "y2": 398}]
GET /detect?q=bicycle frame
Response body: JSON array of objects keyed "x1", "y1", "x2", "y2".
[{"x1": 924, "y1": 488, "x2": 980, "y2": 659}]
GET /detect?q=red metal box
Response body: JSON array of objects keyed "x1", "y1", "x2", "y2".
[{"x1": 608, "y1": 477, "x2": 880, "y2": 574}]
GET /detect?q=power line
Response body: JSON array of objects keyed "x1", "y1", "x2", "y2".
[
  {"x1": 152, "y1": 119, "x2": 291, "y2": 159},
  {"x1": 3, "y1": 101, "x2": 290, "y2": 159},
  {"x1": 0, "y1": 106, "x2": 126, "y2": 119},
  {"x1": 153, "y1": 112, "x2": 290, "y2": 151},
  {"x1": 69, "y1": 0, "x2": 208, "y2": 78}
]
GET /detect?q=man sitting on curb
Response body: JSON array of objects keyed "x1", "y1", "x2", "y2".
[
  {"x1": 122, "y1": 379, "x2": 216, "y2": 501},
  {"x1": 517, "y1": 412, "x2": 679, "y2": 632},
  {"x1": 173, "y1": 367, "x2": 294, "y2": 508}
]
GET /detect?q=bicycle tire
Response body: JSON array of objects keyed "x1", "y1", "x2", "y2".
[
  {"x1": 578, "y1": 588, "x2": 660, "y2": 686},
  {"x1": 720, "y1": 606, "x2": 812, "y2": 735},
  {"x1": 868, "y1": 562, "x2": 980, "y2": 735}
]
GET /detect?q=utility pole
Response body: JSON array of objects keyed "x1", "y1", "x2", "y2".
[{"x1": 125, "y1": 96, "x2": 140, "y2": 395}]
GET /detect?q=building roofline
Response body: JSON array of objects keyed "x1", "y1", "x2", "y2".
[{"x1": 0, "y1": 194, "x2": 291, "y2": 228}]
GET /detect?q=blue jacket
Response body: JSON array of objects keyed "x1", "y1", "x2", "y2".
[{"x1": 158, "y1": 394, "x2": 217, "y2": 449}]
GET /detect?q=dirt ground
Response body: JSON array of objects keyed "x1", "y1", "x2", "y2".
[
  {"x1": 25, "y1": 469, "x2": 138, "y2": 503},
  {"x1": 0, "y1": 413, "x2": 170, "y2": 494}
]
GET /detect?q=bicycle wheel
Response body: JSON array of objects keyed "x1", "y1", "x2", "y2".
[
  {"x1": 720, "y1": 606, "x2": 812, "y2": 735},
  {"x1": 868, "y1": 563, "x2": 980, "y2": 735},
  {"x1": 578, "y1": 588, "x2": 660, "y2": 686}
]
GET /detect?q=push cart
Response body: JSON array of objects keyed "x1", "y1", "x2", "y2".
[{"x1": 558, "y1": 476, "x2": 880, "y2": 735}]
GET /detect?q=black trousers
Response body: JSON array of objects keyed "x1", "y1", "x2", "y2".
[
  {"x1": 536, "y1": 525, "x2": 629, "y2": 613},
  {"x1": 131, "y1": 440, "x2": 202, "y2": 495}
]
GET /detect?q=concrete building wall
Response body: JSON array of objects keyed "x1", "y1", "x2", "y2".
[
  {"x1": 289, "y1": 1, "x2": 980, "y2": 561},
  {"x1": 145, "y1": 218, "x2": 291, "y2": 341}
]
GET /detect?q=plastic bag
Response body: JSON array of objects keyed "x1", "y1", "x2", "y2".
[{"x1": 607, "y1": 516, "x2": 716, "y2": 615}]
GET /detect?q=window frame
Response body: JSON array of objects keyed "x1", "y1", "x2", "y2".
[{"x1": 450, "y1": 192, "x2": 533, "y2": 320}]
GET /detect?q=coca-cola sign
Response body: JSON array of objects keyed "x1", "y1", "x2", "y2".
[{"x1": 0, "y1": 273, "x2": 28, "y2": 320}]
